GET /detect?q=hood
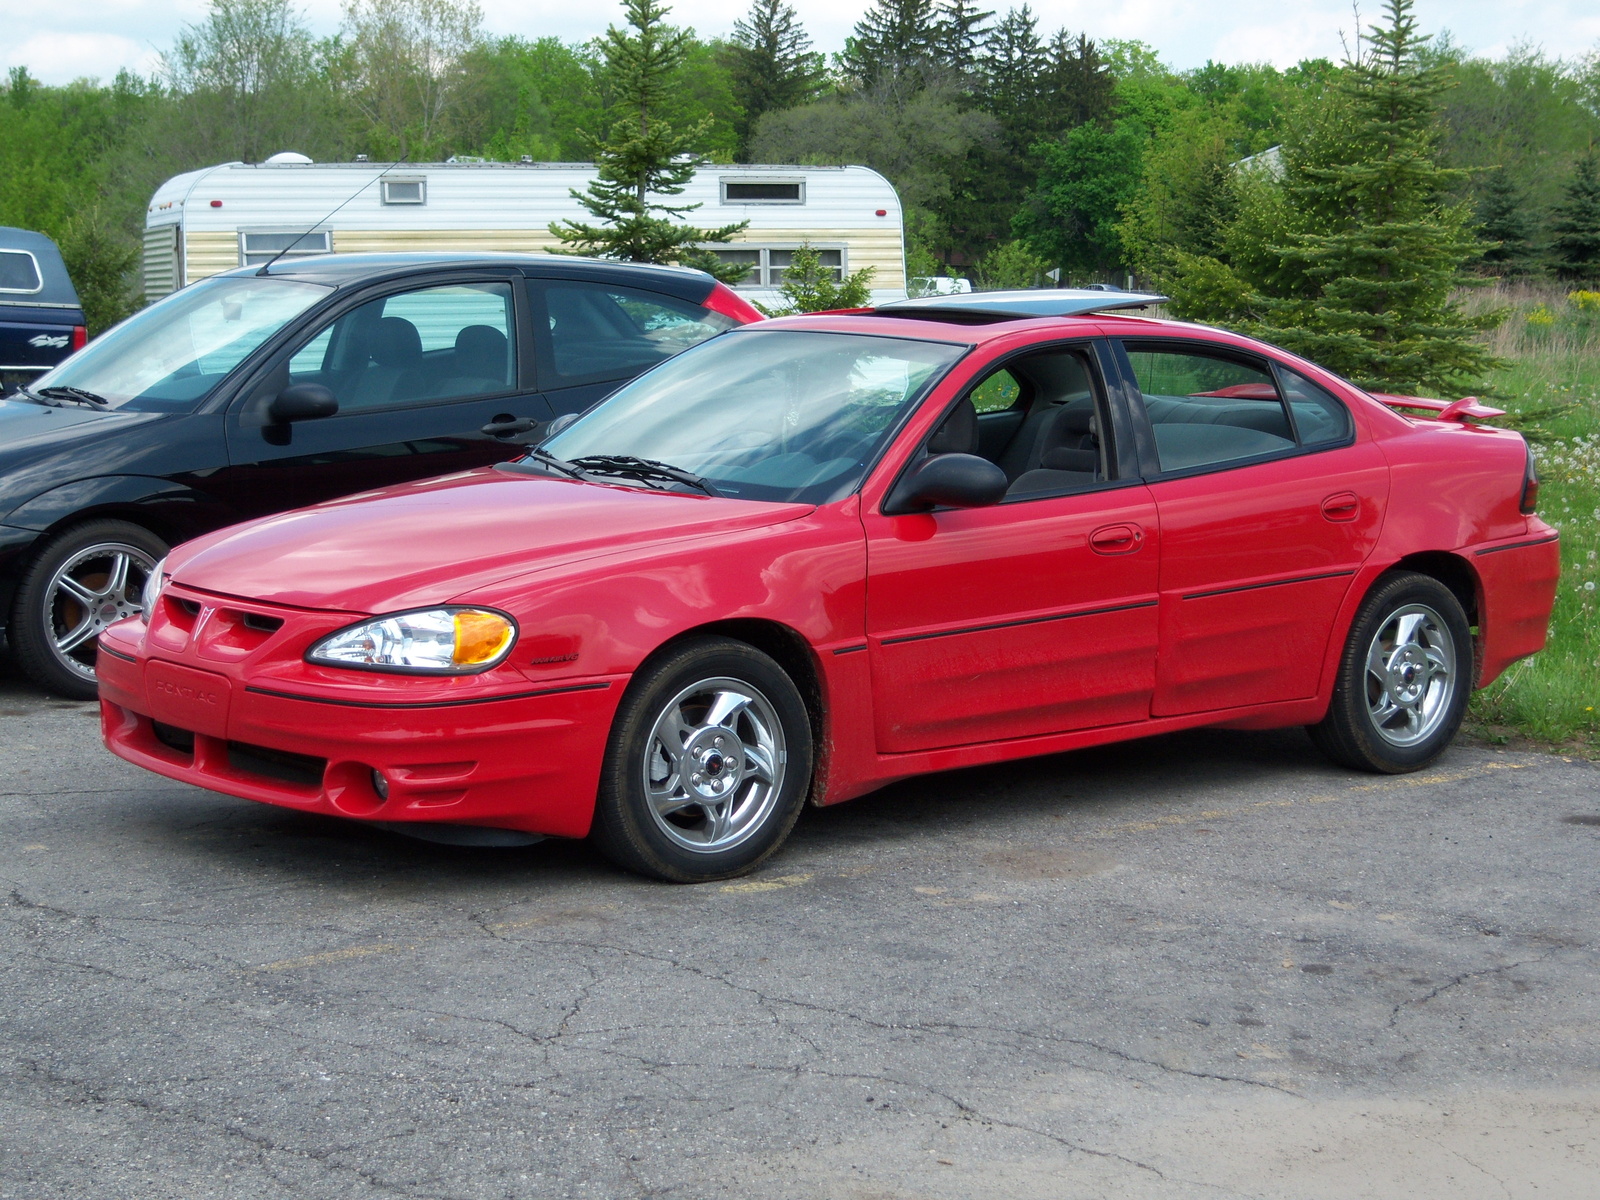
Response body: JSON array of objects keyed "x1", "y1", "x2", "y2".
[
  {"x1": 169, "y1": 468, "x2": 815, "y2": 613},
  {"x1": 0, "y1": 397, "x2": 157, "y2": 454}
]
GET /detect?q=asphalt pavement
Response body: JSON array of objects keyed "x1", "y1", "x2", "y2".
[{"x1": 2, "y1": 662, "x2": 1598, "y2": 1200}]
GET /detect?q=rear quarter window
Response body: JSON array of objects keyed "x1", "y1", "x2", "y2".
[{"x1": 0, "y1": 251, "x2": 43, "y2": 293}]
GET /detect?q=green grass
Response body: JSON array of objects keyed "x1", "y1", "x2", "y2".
[{"x1": 1457, "y1": 282, "x2": 1600, "y2": 752}]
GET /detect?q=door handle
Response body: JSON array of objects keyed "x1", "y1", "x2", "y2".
[
  {"x1": 1321, "y1": 492, "x2": 1360, "y2": 522},
  {"x1": 482, "y1": 415, "x2": 540, "y2": 438},
  {"x1": 1090, "y1": 523, "x2": 1144, "y2": 555}
]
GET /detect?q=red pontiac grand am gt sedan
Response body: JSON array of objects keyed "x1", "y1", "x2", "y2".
[{"x1": 99, "y1": 291, "x2": 1560, "y2": 882}]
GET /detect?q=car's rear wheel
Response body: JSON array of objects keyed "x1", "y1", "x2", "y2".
[
  {"x1": 10, "y1": 519, "x2": 166, "y2": 700},
  {"x1": 1308, "y1": 572, "x2": 1472, "y2": 773},
  {"x1": 590, "y1": 637, "x2": 813, "y2": 882}
]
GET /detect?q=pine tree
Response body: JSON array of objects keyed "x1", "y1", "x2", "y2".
[
  {"x1": 842, "y1": 0, "x2": 943, "y2": 88},
  {"x1": 977, "y1": 6, "x2": 1045, "y2": 149},
  {"x1": 1044, "y1": 31, "x2": 1114, "y2": 131},
  {"x1": 1476, "y1": 166, "x2": 1534, "y2": 275},
  {"x1": 550, "y1": 0, "x2": 747, "y2": 279},
  {"x1": 1550, "y1": 150, "x2": 1600, "y2": 282},
  {"x1": 725, "y1": 0, "x2": 825, "y2": 161},
  {"x1": 936, "y1": 0, "x2": 993, "y2": 77},
  {"x1": 1246, "y1": 0, "x2": 1500, "y2": 395},
  {"x1": 760, "y1": 242, "x2": 877, "y2": 314}
]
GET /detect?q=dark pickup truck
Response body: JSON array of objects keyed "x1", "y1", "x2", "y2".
[{"x1": 1, "y1": 228, "x2": 86, "y2": 394}]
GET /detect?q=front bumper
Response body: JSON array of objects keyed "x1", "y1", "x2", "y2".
[{"x1": 97, "y1": 589, "x2": 625, "y2": 838}]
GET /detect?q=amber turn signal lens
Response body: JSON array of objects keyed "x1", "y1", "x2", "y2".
[{"x1": 453, "y1": 611, "x2": 514, "y2": 666}]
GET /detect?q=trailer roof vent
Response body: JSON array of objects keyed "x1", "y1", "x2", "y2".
[{"x1": 265, "y1": 151, "x2": 313, "y2": 165}]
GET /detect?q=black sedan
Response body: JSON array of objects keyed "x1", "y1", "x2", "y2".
[{"x1": 0, "y1": 253, "x2": 761, "y2": 697}]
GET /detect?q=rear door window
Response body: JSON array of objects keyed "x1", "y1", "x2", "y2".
[
  {"x1": 1122, "y1": 343, "x2": 1296, "y2": 474},
  {"x1": 534, "y1": 282, "x2": 737, "y2": 387}
]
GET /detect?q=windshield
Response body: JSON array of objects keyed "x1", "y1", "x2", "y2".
[
  {"x1": 31, "y1": 276, "x2": 332, "y2": 412},
  {"x1": 541, "y1": 329, "x2": 967, "y2": 504}
]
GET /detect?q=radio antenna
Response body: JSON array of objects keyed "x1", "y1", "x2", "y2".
[{"x1": 256, "y1": 154, "x2": 411, "y2": 276}]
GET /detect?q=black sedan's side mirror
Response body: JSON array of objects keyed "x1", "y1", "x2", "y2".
[
  {"x1": 885, "y1": 453, "x2": 1008, "y2": 514},
  {"x1": 540, "y1": 412, "x2": 580, "y2": 441},
  {"x1": 269, "y1": 383, "x2": 338, "y2": 424}
]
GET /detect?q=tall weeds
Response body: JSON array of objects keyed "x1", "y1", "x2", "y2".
[{"x1": 1460, "y1": 281, "x2": 1600, "y2": 749}]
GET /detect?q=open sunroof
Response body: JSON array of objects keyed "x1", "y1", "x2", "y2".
[{"x1": 876, "y1": 288, "x2": 1170, "y2": 323}]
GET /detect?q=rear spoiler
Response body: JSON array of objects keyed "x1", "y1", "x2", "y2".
[{"x1": 1371, "y1": 394, "x2": 1506, "y2": 423}]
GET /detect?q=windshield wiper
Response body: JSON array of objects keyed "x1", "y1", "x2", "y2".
[
  {"x1": 8, "y1": 386, "x2": 56, "y2": 407},
  {"x1": 568, "y1": 455, "x2": 720, "y2": 497},
  {"x1": 36, "y1": 385, "x2": 110, "y2": 409},
  {"x1": 514, "y1": 447, "x2": 586, "y2": 480}
]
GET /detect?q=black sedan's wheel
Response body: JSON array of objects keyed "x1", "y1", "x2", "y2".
[
  {"x1": 11, "y1": 520, "x2": 167, "y2": 700},
  {"x1": 591, "y1": 637, "x2": 813, "y2": 882},
  {"x1": 1309, "y1": 572, "x2": 1472, "y2": 774}
]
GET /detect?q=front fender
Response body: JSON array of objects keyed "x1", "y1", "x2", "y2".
[{"x1": 2, "y1": 474, "x2": 237, "y2": 541}]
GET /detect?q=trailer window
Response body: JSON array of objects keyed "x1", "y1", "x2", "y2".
[
  {"x1": 381, "y1": 179, "x2": 426, "y2": 205},
  {"x1": 721, "y1": 180, "x2": 804, "y2": 204},
  {"x1": 704, "y1": 246, "x2": 845, "y2": 288},
  {"x1": 240, "y1": 230, "x2": 331, "y2": 266}
]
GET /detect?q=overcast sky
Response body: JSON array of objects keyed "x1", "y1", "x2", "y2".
[{"x1": 5, "y1": 0, "x2": 1597, "y2": 88}]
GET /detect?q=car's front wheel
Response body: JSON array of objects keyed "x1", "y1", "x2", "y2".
[
  {"x1": 590, "y1": 637, "x2": 813, "y2": 882},
  {"x1": 1309, "y1": 571, "x2": 1472, "y2": 773},
  {"x1": 10, "y1": 519, "x2": 167, "y2": 700}
]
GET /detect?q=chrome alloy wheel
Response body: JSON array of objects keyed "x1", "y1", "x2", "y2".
[
  {"x1": 642, "y1": 676, "x2": 787, "y2": 853},
  {"x1": 43, "y1": 542, "x2": 158, "y2": 683},
  {"x1": 1364, "y1": 603, "x2": 1457, "y2": 748}
]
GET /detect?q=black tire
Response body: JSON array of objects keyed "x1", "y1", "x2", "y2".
[
  {"x1": 1308, "y1": 571, "x2": 1472, "y2": 774},
  {"x1": 10, "y1": 519, "x2": 167, "y2": 700},
  {"x1": 590, "y1": 636, "x2": 813, "y2": 882}
]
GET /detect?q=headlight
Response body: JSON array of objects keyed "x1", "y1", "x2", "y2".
[
  {"x1": 306, "y1": 607, "x2": 517, "y2": 674},
  {"x1": 141, "y1": 557, "x2": 168, "y2": 616}
]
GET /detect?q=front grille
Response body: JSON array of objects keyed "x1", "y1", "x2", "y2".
[
  {"x1": 227, "y1": 741, "x2": 327, "y2": 788},
  {"x1": 241, "y1": 612, "x2": 285, "y2": 633}
]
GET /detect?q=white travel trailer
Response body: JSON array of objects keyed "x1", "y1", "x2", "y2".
[{"x1": 143, "y1": 156, "x2": 907, "y2": 307}]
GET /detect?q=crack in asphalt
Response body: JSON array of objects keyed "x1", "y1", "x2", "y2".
[
  {"x1": 12, "y1": 1057, "x2": 481, "y2": 1200},
  {"x1": 1386, "y1": 946, "x2": 1572, "y2": 1028}
]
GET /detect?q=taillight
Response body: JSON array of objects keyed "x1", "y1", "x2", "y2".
[
  {"x1": 1519, "y1": 445, "x2": 1540, "y2": 515},
  {"x1": 701, "y1": 282, "x2": 764, "y2": 324},
  {"x1": 71, "y1": 325, "x2": 87, "y2": 350}
]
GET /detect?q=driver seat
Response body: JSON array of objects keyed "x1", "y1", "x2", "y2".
[{"x1": 927, "y1": 398, "x2": 979, "y2": 455}]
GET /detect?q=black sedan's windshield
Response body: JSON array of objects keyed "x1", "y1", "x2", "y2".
[
  {"x1": 539, "y1": 328, "x2": 967, "y2": 504},
  {"x1": 31, "y1": 276, "x2": 331, "y2": 412}
]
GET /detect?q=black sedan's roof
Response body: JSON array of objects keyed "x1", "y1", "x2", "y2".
[{"x1": 236, "y1": 252, "x2": 718, "y2": 301}]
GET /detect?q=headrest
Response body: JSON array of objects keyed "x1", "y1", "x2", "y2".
[
  {"x1": 455, "y1": 324, "x2": 508, "y2": 376},
  {"x1": 372, "y1": 316, "x2": 422, "y2": 366},
  {"x1": 927, "y1": 398, "x2": 978, "y2": 455}
]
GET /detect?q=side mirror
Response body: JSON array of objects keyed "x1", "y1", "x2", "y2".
[
  {"x1": 885, "y1": 453, "x2": 1008, "y2": 514},
  {"x1": 269, "y1": 383, "x2": 338, "y2": 424}
]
